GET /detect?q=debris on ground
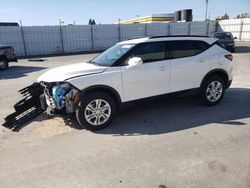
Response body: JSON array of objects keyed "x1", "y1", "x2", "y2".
[{"x1": 2, "y1": 83, "x2": 45, "y2": 131}]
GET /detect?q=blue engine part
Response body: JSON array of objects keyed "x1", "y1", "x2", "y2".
[{"x1": 52, "y1": 83, "x2": 70, "y2": 109}]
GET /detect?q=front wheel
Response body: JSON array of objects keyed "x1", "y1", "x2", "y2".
[
  {"x1": 200, "y1": 75, "x2": 225, "y2": 106},
  {"x1": 0, "y1": 57, "x2": 9, "y2": 71},
  {"x1": 76, "y1": 92, "x2": 117, "y2": 131}
]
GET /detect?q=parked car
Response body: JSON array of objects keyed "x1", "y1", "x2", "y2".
[
  {"x1": 4, "y1": 36, "x2": 234, "y2": 131},
  {"x1": 0, "y1": 45, "x2": 17, "y2": 70},
  {"x1": 212, "y1": 32, "x2": 236, "y2": 52}
]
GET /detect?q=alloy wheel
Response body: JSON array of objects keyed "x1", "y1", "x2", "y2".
[{"x1": 84, "y1": 99, "x2": 111, "y2": 126}]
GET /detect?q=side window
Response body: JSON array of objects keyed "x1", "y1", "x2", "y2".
[
  {"x1": 132, "y1": 42, "x2": 165, "y2": 63},
  {"x1": 167, "y1": 40, "x2": 209, "y2": 59},
  {"x1": 192, "y1": 41, "x2": 210, "y2": 54},
  {"x1": 167, "y1": 41, "x2": 196, "y2": 59}
]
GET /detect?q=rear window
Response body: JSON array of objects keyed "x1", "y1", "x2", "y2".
[{"x1": 213, "y1": 33, "x2": 233, "y2": 40}]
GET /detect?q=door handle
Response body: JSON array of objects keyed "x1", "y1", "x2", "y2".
[
  {"x1": 199, "y1": 59, "x2": 205, "y2": 63},
  {"x1": 159, "y1": 66, "x2": 167, "y2": 71}
]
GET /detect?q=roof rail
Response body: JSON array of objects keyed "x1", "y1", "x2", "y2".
[
  {"x1": 127, "y1": 36, "x2": 148, "y2": 40},
  {"x1": 150, "y1": 35, "x2": 209, "y2": 39}
]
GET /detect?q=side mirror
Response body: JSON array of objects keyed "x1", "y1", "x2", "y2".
[
  {"x1": 234, "y1": 37, "x2": 237, "y2": 39},
  {"x1": 127, "y1": 57, "x2": 143, "y2": 68}
]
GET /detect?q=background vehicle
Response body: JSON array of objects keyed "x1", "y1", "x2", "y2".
[
  {"x1": 0, "y1": 45, "x2": 17, "y2": 70},
  {"x1": 212, "y1": 32, "x2": 236, "y2": 52},
  {"x1": 4, "y1": 36, "x2": 234, "y2": 131}
]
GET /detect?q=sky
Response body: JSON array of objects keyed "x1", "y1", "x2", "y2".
[{"x1": 0, "y1": 0, "x2": 250, "y2": 26}]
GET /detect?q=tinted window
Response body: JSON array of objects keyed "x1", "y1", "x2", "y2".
[
  {"x1": 192, "y1": 41, "x2": 210, "y2": 53},
  {"x1": 167, "y1": 41, "x2": 196, "y2": 59},
  {"x1": 133, "y1": 42, "x2": 165, "y2": 63},
  {"x1": 166, "y1": 40, "x2": 209, "y2": 59},
  {"x1": 213, "y1": 33, "x2": 233, "y2": 40}
]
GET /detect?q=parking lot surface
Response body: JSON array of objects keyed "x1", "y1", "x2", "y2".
[{"x1": 0, "y1": 42, "x2": 250, "y2": 188}]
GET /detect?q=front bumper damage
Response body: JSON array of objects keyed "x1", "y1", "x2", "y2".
[
  {"x1": 2, "y1": 82, "x2": 79, "y2": 131},
  {"x1": 3, "y1": 83, "x2": 45, "y2": 130}
]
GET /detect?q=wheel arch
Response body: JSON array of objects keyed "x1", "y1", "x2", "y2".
[
  {"x1": 200, "y1": 69, "x2": 229, "y2": 88},
  {"x1": 77, "y1": 85, "x2": 122, "y2": 109}
]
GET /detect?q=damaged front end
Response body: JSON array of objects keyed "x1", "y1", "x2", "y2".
[
  {"x1": 3, "y1": 82, "x2": 80, "y2": 131},
  {"x1": 41, "y1": 82, "x2": 79, "y2": 115}
]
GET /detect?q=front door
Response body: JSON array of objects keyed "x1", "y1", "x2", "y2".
[{"x1": 121, "y1": 42, "x2": 170, "y2": 102}]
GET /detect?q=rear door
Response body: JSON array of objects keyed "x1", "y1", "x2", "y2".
[{"x1": 167, "y1": 40, "x2": 210, "y2": 92}]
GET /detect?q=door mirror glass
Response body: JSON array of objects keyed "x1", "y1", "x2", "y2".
[{"x1": 128, "y1": 57, "x2": 143, "y2": 67}]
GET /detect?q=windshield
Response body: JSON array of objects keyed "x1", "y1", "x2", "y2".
[
  {"x1": 214, "y1": 33, "x2": 233, "y2": 40},
  {"x1": 89, "y1": 44, "x2": 135, "y2": 66}
]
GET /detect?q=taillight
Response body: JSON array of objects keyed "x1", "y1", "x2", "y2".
[{"x1": 225, "y1": 54, "x2": 233, "y2": 61}]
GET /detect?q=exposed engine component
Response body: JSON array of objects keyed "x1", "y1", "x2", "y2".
[
  {"x1": 52, "y1": 83, "x2": 71, "y2": 109},
  {"x1": 65, "y1": 89, "x2": 79, "y2": 113}
]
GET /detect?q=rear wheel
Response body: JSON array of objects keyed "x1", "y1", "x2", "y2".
[
  {"x1": 0, "y1": 57, "x2": 9, "y2": 71},
  {"x1": 200, "y1": 75, "x2": 225, "y2": 106},
  {"x1": 76, "y1": 92, "x2": 117, "y2": 131}
]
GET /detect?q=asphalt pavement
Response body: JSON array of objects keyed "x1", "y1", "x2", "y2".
[{"x1": 0, "y1": 42, "x2": 250, "y2": 188}]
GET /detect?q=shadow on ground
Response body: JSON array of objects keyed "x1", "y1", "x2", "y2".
[
  {"x1": 4, "y1": 88, "x2": 250, "y2": 135},
  {"x1": 235, "y1": 46, "x2": 250, "y2": 53},
  {"x1": 95, "y1": 88, "x2": 250, "y2": 136},
  {"x1": 0, "y1": 65, "x2": 46, "y2": 80}
]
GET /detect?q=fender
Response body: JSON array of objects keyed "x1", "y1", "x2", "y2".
[
  {"x1": 200, "y1": 68, "x2": 229, "y2": 88},
  {"x1": 76, "y1": 85, "x2": 122, "y2": 108}
]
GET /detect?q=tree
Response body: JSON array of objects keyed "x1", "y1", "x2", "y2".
[
  {"x1": 236, "y1": 13, "x2": 250, "y2": 18},
  {"x1": 215, "y1": 13, "x2": 230, "y2": 21},
  {"x1": 88, "y1": 19, "x2": 96, "y2": 25},
  {"x1": 224, "y1": 13, "x2": 229, "y2": 19}
]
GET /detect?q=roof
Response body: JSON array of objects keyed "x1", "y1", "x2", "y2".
[
  {"x1": 118, "y1": 36, "x2": 217, "y2": 45},
  {"x1": 118, "y1": 37, "x2": 149, "y2": 44},
  {"x1": 0, "y1": 45, "x2": 11, "y2": 49},
  {"x1": 0, "y1": 22, "x2": 19, "y2": 26}
]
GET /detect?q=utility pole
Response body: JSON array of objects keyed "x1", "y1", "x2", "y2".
[
  {"x1": 59, "y1": 19, "x2": 64, "y2": 54},
  {"x1": 205, "y1": 0, "x2": 209, "y2": 21},
  {"x1": 20, "y1": 20, "x2": 27, "y2": 57},
  {"x1": 118, "y1": 18, "x2": 121, "y2": 42}
]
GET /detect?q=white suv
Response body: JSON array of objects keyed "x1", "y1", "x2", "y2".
[{"x1": 6, "y1": 36, "x2": 234, "y2": 131}]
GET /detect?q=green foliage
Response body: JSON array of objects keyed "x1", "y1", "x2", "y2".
[
  {"x1": 215, "y1": 13, "x2": 229, "y2": 21},
  {"x1": 236, "y1": 13, "x2": 250, "y2": 18},
  {"x1": 88, "y1": 19, "x2": 96, "y2": 25}
]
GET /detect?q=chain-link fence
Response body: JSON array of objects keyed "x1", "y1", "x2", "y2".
[{"x1": 0, "y1": 20, "x2": 221, "y2": 57}]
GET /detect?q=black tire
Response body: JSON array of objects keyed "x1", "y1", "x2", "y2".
[
  {"x1": 200, "y1": 75, "x2": 226, "y2": 106},
  {"x1": 230, "y1": 47, "x2": 235, "y2": 53},
  {"x1": 76, "y1": 91, "x2": 117, "y2": 131},
  {"x1": 0, "y1": 57, "x2": 9, "y2": 71}
]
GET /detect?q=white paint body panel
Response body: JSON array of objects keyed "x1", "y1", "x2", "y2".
[
  {"x1": 37, "y1": 37, "x2": 234, "y2": 104},
  {"x1": 37, "y1": 62, "x2": 106, "y2": 82},
  {"x1": 121, "y1": 60, "x2": 170, "y2": 101},
  {"x1": 170, "y1": 49, "x2": 211, "y2": 92},
  {"x1": 67, "y1": 67, "x2": 124, "y2": 101}
]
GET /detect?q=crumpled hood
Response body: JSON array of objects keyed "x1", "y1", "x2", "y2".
[{"x1": 37, "y1": 62, "x2": 106, "y2": 82}]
